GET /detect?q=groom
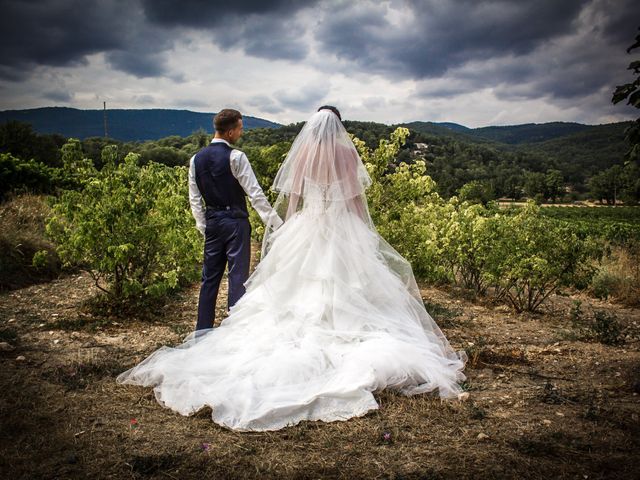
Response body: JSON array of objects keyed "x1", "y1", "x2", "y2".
[{"x1": 188, "y1": 108, "x2": 283, "y2": 331}]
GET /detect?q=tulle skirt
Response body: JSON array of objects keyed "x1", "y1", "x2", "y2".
[{"x1": 116, "y1": 205, "x2": 468, "y2": 431}]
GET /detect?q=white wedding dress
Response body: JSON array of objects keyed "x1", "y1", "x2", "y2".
[{"x1": 116, "y1": 110, "x2": 468, "y2": 431}]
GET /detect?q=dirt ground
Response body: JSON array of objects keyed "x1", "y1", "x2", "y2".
[{"x1": 1, "y1": 256, "x2": 639, "y2": 479}]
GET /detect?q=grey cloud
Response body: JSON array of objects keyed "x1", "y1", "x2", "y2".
[
  {"x1": 141, "y1": 0, "x2": 318, "y2": 27},
  {"x1": 0, "y1": 0, "x2": 637, "y2": 122},
  {"x1": 273, "y1": 83, "x2": 330, "y2": 111},
  {"x1": 141, "y1": 0, "x2": 315, "y2": 61},
  {"x1": 247, "y1": 95, "x2": 285, "y2": 114},
  {"x1": 43, "y1": 90, "x2": 74, "y2": 103},
  {"x1": 362, "y1": 96, "x2": 388, "y2": 110},
  {"x1": 316, "y1": 0, "x2": 591, "y2": 79},
  {"x1": 0, "y1": 0, "x2": 177, "y2": 80},
  {"x1": 401, "y1": 0, "x2": 640, "y2": 103},
  {"x1": 106, "y1": 51, "x2": 169, "y2": 79},
  {"x1": 173, "y1": 98, "x2": 210, "y2": 109},
  {"x1": 133, "y1": 94, "x2": 157, "y2": 105}
]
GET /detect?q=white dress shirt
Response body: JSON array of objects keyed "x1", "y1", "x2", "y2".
[{"x1": 188, "y1": 138, "x2": 283, "y2": 236}]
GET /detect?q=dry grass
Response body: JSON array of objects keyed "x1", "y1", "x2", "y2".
[
  {"x1": 590, "y1": 242, "x2": 640, "y2": 307},
  {"x1": 0, "y1": 260, "x2": 639, "y2": 478},
  {"x1": 0, "y1": 193, "x2": 63, "y2": 290}
]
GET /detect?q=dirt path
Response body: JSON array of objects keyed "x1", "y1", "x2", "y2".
[{"x1": 1, "y1": 268, "x2": 639, "y2": 479}]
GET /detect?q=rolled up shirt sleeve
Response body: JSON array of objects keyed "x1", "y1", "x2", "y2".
[
  {"x1": 188, "y1": 154, "x2": 207, "y2": 236},
  {"x1": 230, "y1": 150, "x2": 284, "y2": 230}
]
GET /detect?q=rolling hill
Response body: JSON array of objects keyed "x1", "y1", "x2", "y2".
[{"x1": 0, "y1": 107, "x2": 281, "y2": 141}]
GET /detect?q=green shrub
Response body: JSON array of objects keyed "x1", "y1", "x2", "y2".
[
  {"x1": 591, "y1": 310, "x2": 624, "y2": 345},
  {"x1": 0, "y1": 153, "x2": 57, "y2": 201},
  {"x1": 46, "y1": 142, "x2": 202, "y2": 309},
  {"x1": 485, "y1": 202, "x2": 600, "y2": 312}
]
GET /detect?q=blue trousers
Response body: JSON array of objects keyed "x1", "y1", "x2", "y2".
[{"x1": 196, "y1": 211, "x2": 251, "y2": 331}]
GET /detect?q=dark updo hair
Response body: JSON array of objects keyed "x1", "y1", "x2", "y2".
[{"x1": 317, "y1": 105, "x2": 341, "y2": 121}]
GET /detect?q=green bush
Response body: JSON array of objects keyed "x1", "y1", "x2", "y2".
[
  {"x1": 0, "y1": 153, "x2": 58, "y2": 201},
  {"x1": 351, "y1": 129, "x2": 600, "y2": 312},
  {"x1": 485, "y1": 202, "x2": 600, "y2": 312},
  {"x1": 591, "y1": 310, "x2": 624, "y2": 345},
  {"x1": 46, "y1": 142, "x2": 202, "y2": 309}
]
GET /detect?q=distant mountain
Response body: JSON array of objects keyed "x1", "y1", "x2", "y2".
[
  {"x1": 469, "y1": 122, "x2": 592, "y2": 144},
  {"x1": 433, "y1": 122, "x2": 471, "y2": 132},
  {"x1": 399, "y1": 121, "x2": 495, "y2": 144},
  {"x1": 514, "y1": 122, "x2": 631, "y2": 179},
  {"x1": 402, "y1": 120, "x2": 607, "y2": 145},
  {"x1": 0, "y1": 107, "x2": 281, "y2": 141}
]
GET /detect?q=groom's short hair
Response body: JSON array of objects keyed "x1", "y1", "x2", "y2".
[{"x1": 214, "y1": 109, "x2": 242, "y2": 133}]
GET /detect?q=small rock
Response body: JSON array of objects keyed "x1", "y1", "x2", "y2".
[
  {"x1": 0, "y1": 342, "x2": 15, "y2": 352},
  {"x1": 555, "y1": 412, "x2": 564, "y2": 417},
  {"x1": 542, "y1": 419, "x2": 552, "y2": 426},
  {"x1": 48, "y1": 331, "x2": 54, "y2": 335},
  {"x1": 458, "y1": 392, "x2": 470, "y2": 401},
  {"x1": 38, "y1": 323, "x2": 45, "y2": 328},
  {"x1": 477, "y1": 433, "x2": 489, "y2": 440},
  {"x1": 15, "y1": 355, "x2": 26, "y2": 362},
  {"x1": 7, "y1": 318, "x2": 15, "y2": 323},
  {"x1": 53, "y1": 339, "x2": 60, "y2": 344}
]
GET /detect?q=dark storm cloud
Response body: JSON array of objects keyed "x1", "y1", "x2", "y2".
[
  {"x1": 140, "y1": 0, "x2": 317, "y2": 60},
  {"x1": 315, "y1": 0, "x2": 592, "y2": 79},
  {"x1": 351, "y1": 0, "x2": 638, "y2": 104},
  {"x1": 141, "y1": 0, "x2": 317, "y2": 27},
  {"x1": 0, "y1": 0, "x2": 174, "y2": 79},
  {"x1": 0, "y1": 0, "x2": 123, "y2": 78},
  {"x1": 1, "y1": 0, "x2": 638, "y2": 113},
  {"x1": 449, "y1": 0, "x2": 640, "y2": 102},
  {"x1": 106, "y1": 51, "x2": 169, "y2": 79}
]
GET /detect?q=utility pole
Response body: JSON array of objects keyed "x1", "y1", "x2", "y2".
[{"x1": 103, "y1": 101, "x2": 108, "y2": 138}]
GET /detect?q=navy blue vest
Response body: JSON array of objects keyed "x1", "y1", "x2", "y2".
[{"x1": 193, "y1": 142, "x2": 248, "y2": 218}]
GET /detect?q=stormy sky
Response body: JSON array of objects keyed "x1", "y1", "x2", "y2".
[{"x1": 0, "y1": 0, "x2": 638, "y2": 127}]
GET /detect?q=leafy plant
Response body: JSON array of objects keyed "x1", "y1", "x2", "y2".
[
  {"x1": 612, "y1": 27, "x2": 640, "y2": 165},
  {"x1": 46, "y1": 141, "x2": 202, "y2": 310}
]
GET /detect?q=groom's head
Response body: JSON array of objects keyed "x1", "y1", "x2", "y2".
[{"x1": 214, "y1": 109, "x2": 243, "y2": 143}]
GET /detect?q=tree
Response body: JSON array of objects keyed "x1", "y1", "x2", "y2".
[
  {"x1": 545, "y1": 169, "x2": 564, "y2": 203},
  {"x1": 524, "y1": 171, "x2": 546, "y2": 200},
  {"x1": 612, "y1": 27, "x2": 640, "y2": 165},
  {"x1": 458, "y1": 180, "x2": 495, "y2": 206},
  {"x1": 588, "y1": 165, "x2": 624, "y2": 204}
]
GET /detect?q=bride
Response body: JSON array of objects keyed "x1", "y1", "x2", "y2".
[{"x1": 116, "y1": 106, "x2": 468, "y2": 431}]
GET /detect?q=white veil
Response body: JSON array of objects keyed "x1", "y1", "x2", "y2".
[
  {"x1": 260, "y1": 109, "x2": 469, "y2": 372},
  {"x1": 263, "y1": 109, "x2": 372, "y2": 240}
]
